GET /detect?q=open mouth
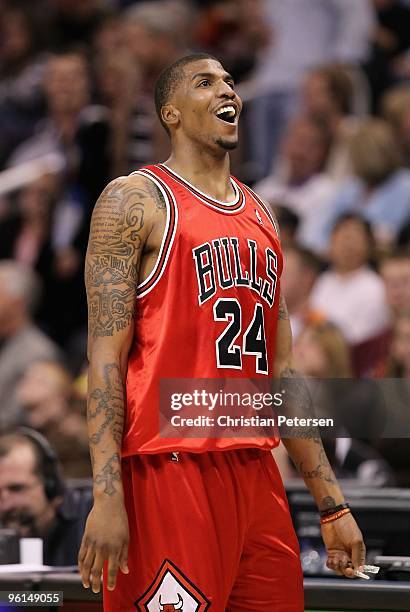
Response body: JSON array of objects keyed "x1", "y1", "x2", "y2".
[{"x1": 215, "y1": 105, "x2": 237, "y2": 124}]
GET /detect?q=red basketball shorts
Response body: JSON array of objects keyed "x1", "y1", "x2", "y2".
[{"x1": 103, "y1": 449, "x2": 304, "y2": 611}]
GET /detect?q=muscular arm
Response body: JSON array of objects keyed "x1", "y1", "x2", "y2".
[
  {"x1": 274, "y1": 294, "x2": 366, "y2": 576},
  {"x1": 86, "y1": 175, "x2": 152, "y2": 499},
  {"x1": 79, "y1": 174, "x2": 163, "y2": 592},
  {"x1": 275, "y1": 295, "x2": 344, "y2": 511}
]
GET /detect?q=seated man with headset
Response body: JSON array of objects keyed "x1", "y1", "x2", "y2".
[{"x1": 0, "y1": 428, "x2": 92, "y2": 566}]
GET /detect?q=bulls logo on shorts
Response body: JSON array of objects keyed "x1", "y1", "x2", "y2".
[{"x1": 135, "y1": 559, "x2": 210, "y2": 611}]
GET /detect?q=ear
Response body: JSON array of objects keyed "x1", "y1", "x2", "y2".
[{"x1": 161, "y1": 104, "x2": 180, "y2": 130}]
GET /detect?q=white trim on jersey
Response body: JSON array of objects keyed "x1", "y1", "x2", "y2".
[
  {"x1": 242, "y1": 184, "x2": 281, "y2": 238},
  {"x1": 131, "y1": 169, "x2": 179, "y2": 299},
  {"x1": 158, "y1": 164, "x2": 246, "y2": 215}
]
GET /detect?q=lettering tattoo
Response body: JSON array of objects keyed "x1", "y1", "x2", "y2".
[
  {"x1": 298, "y1": 447, "x2": 336, "y2": 485},
  {"x1": 86, "y1": 177, "x2": 151, "y2": 338},
  {"x1": 93, "y1": 453, "x2": 121, "y2": 496},
  {"x1": 88, "y1": 363, "x2": 124, "y2": 445}
]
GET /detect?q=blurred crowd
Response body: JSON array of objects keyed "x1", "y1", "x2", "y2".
[{"x1": 0, "y1": 0, "x2": 409, "y2": 504}]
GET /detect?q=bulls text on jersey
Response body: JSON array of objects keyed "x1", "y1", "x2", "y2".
[{"x1": 192, "y1": 237, "x2": 278, "y2": 307}]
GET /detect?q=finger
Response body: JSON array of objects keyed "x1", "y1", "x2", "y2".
[
  {"x1": 120, "y1": 543, "x2": 129, "y2": 575},
  {"x1": 337, "y1": 553, "x2": 351, "y2": 570},
  {"x1": 80, "y1": 545, "x2": 96, "y2": 589},
  {"x1": 90, "y1": 549, "x2": 105, "y2": 594},
  {"x1": 343, "y1": 566, "x2": 358, "y2": 579},
  {"x1": 106, "y1": 552, "x2": 121, "y2": 591},
  {"x1": 352, "y1": 539, "x2": 366, "y2": 571},
  {"x1": 326, "y1": 558, "x2": 343, "y2": 575},
  {"x1": 78, "y1": 537, "x2": 90, "y2": 569}
]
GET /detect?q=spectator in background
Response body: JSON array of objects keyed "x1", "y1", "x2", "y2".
[
  {"x1": 254, "y1": 115, "x2": 338, "y2": 252},
  {"x1": 194, "y1": 0, "x2": 270, "y2": 83},
  {"x1": 7, "y1": 51, "x2": 111, "y2": 345},
  {"x1": 388, "y1": 310, "x2": 410, "y2": 378},
  {"x1": 365, "y1": 0, "x2": 410, "y2": 109},
  {"x1": 321, "y1": 119, "x2": 410, "y2": 251},
  {"x1": 8, "y1": 51, "x2": 110, "y2": 214},
  {"x1": 0, "y1": 173, "x2": 58, "y2": 270},
  {"x1": 92, "y1": 12, "x2": 125, "y2": 58},
  {"x1": 311, "y1": 214, "x2": 390, "y2": 347},
  {"x1": 45, "y1": 0, "x2": 108, "y2": 51},
  {"x1": 16, "y1": 361, "x2": 90, "y2": 478},
  {"x1": 272, "y1": 205, "x2": 300, "y2": 250},
  {"x1": 382, "y1": 84, "x2": 410, "y2": 167},
  {"x1": 293, "y1": 320, "x2": 352, "y2": 378},
  {"x1": 0, "y1": 7, "x2": 47, "y2": 166},
  {"x1": 0, "y1": 262, "x2": 60, "y2": 427},
  {"x1": 380, "y1": 248, "x2": 410, "y2": 318},
  {"x1": 93, "y1": 48, "x2": 141, "y2": 177},
  {"x1": 376, "y1": 310, "x2": 410, "y2": 486},
  {"x1": 114, "y1": 1, "x2": 190, "y2": 172},
  {"x1": 241, "y1": 0, "x2": 374, "y2": 179},
  {"x1": 0, "y1": 429, "x2": 92, "y2": 566},
  {"x1": 281, "y1": 246, "x2": 325, "y2": 341},
  {"x1": 301, "y1": 64, "x2": 357, "y2": 181},
  {"x1": 292, "y1": 321, "x2": 393, "y2": 484}
]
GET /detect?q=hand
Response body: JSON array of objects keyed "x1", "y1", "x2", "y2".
[
  {"x1": 321, "y1": 513, "x2": 366, "y2": 578},
  {"x1": 78, "y1": 497, "x2": 129, "y2": 593}
]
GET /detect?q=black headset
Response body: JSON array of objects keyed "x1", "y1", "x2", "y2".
[{"x1": 15, "y1": 428, "x2": 65, "y2": 500}]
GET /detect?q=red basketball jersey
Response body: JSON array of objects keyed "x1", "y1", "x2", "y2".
[{"x1": 122, "y1": 164, "x2": 283, "y2": 456}]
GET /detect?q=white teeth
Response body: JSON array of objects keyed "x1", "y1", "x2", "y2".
[{"x1": 216, "y1": 105, "x2": 236, "y2": 118}]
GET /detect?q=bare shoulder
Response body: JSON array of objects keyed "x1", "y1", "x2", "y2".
[{"x1": 88, "y1": 174, "x2": 167, "y2": 255}]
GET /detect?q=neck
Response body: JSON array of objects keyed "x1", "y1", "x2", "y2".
[
  {"x1": 165, "y1": 142, "x2": 233, "y2": 201},
  {"x1": 0, "y1": 314, "x2": 28, "y2": 338},
  {"x1": 334, "y1": 264, "x2": 363, "y2": 276}
]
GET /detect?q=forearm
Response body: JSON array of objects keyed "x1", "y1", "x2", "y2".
[
  {"x1": 282, "y1": 437, "x2": 345, "y2": 510},
  {"x1": 279, "y1": 366, "x2": 345, "y2": 510},
  {"x1": 87, "y1": 347, "x2": 128, "y2": 501}
]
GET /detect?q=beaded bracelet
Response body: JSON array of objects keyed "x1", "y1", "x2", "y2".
[{"x1": 320, "y1": 508, "x2": 351, "y2": 525}]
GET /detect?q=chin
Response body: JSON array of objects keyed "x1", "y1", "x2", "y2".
[{"x1": 215, "y1": 137, "x2": 238, "y2": 151}]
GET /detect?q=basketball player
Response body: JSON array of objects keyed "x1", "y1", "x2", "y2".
[{"x1": 79, "y1": 54, "x2": 365, "y2": 611}]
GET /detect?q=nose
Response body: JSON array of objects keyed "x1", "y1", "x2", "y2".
[{"x1": 216, "y1": 80, "x2": 236, "y2": 99}]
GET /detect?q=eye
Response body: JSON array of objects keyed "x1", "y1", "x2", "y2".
[
  {"x1": 198, "y1": 79, "x2": 211, "y2": 87},
  {"x1": 226, "y1": 80, "x2": 235, "y2": 90}
]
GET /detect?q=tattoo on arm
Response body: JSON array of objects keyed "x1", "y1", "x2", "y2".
[
  {"x1": 146, "y1": 181, "x2": 167, "y2": 209},
  {"x1": 298, "y1": 447, "x2": 336, "y2": 486},
  {"x1": 321, "y1": 496, "x2": 337, "y2": 510},
  {"x1": 279, "y1": 366, "x2": 320, "y2": 439},
  {"x1": 278, "y1": 294, "x2": 289, "y2": 320},
  {"x1": 279, "y1": 366, "x2": 336, "y2": 486},
  {"x1": 93, "y1": 453, "x2": 121, "y2": 496},
  {"x1": 85, "y1": 178, "x2": 152, "y2": 339},
  {"x1": 85, "y1": 177, "x2": 156, "y2": 497},
  {"x1": 88, "y1": 363, "x2": 124, "y2": 445}
]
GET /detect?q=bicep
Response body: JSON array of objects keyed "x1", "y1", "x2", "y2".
[{"x1": 85, "y1": 176, "x2": 153, "y2": 365}]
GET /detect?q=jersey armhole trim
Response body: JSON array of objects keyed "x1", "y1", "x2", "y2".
[
  {"x1": 242, "y1": 184, "x2": 281, "y2": 238},
  {"x1": 132, "y1": 169, "x2": 178, "y2": 299}
]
